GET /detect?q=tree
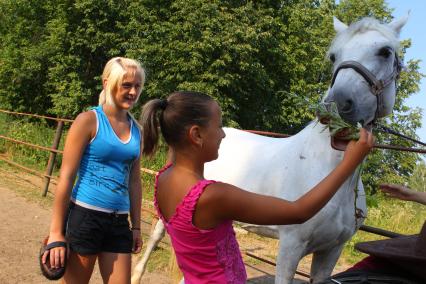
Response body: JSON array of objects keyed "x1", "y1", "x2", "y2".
[
  {"x1": 409, "y1": 161, "x2": 426, "y2": 193},
  {"x1": 0, "y1": 0, "x2": 52, "y2": 114},
  {"x1": 44, "y1": 0, "x2": 135, "y2": 118},
  {"x1": 0, "y1": 0, "x2": 138, "y2": 118},
  {"x1": 124, "y1": 0, "x2": 290, "y2": 129}
]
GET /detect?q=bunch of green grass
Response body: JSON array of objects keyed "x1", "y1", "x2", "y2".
[{"x1": 314, "y1": 102, "x2": 360, "y2": 140}]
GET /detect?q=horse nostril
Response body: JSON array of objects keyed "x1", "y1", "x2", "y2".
[{"x1": 341, "y1": 99, "x2": 353, "y2": 113}]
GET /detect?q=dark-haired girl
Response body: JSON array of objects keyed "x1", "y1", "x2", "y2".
[{"x1": 141, "y1": 91, "x2": 374, "y2": 283}]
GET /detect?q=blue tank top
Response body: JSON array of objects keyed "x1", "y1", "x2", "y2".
[{"x1": 71, "y1": 106, "x2": 141, "y2": 212}]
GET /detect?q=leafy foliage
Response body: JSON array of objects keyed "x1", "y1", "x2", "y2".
[
  {"x1": 314, "y1": 102, "x2": 360, "y2": 140},
  {"x1": 409, "y1": 161, "x2": 426, "y2": 193},
  {"x1": 0, "y1": 0, "x2": 52, "y2": 114}
]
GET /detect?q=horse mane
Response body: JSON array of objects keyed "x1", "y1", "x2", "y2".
[{"x1": 327, "y1": 17, "x2": 400, "y2": 57}]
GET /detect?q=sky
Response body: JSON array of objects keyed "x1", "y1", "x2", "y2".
[{"x1": 386, "y1": 0, "x2": 426, "y2": 143}]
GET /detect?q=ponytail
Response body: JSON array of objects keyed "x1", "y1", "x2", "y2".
[
  {"x1": 141, "y1": 91, "x2": 214, "y2": 157},
  {"x1": 140, "y1": 99, "x2": 165, "y2": 156}
]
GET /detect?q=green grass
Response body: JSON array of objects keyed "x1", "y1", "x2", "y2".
[
  {"x1": 141, "y1": 143, "x2": 169, "y2": 202},
  {"x1": 145, "y1": 245, "x2": 172, "y2": 273},
  {"x1": 340, "y1": 196, "x2": 426, "y2": 264},
  {"x1": 0, "y1": 112, "x2": 66, "y2": 174}
]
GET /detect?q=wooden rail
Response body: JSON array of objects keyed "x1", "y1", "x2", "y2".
[
  {"x1": 0, "y1": 109, "x2": 73, "y2": 123},
  {"x1": 0, "y1": 109, "x2": 71, "y2": 195},
  {"x1": 0, "y1": 134, "x2": 63, "y2": 154}
]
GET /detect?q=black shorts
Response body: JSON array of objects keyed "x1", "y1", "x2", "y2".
[{"x1": 66, "y1": 203, "x2": 133, "y2": 255}]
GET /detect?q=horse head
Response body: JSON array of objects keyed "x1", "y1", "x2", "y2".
[{"x1": 324, "y1": 15, "x2": 408, "y2": 127}]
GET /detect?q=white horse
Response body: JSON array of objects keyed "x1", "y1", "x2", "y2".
[{"x1": 132, "y1": 15, "x2": 408, "y2": 284}]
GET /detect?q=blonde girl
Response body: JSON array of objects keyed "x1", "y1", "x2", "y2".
[{"x1": 42, "y1": 57, "x2": 145, "y2": 283}]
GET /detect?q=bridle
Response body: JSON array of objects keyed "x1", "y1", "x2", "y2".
[
  {"x1": 330, "y1": 53, "x2": 402, "y2": 121},
  {"x1": 327, "y1": 54, "x2": 426, "y2": 152}
]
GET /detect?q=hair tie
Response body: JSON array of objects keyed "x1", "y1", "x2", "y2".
[{"x1": 159, "y1": 99, "x2": 168, "y2": 110}]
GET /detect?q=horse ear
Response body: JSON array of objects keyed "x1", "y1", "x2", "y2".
[
  {"x1": 388, "y1": 11, "x2": 410, "y2": 35},
  {"x1": 333, "y1": 17, "x2": 348, "y2": 33}
]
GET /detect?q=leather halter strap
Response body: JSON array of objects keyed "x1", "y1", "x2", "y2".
[
  {"x1": 330, "y1": 54, "x2": 401, "y2": 120},
  {"x1": 330, "y1": 54, "x2": 401, "y2": 96}
]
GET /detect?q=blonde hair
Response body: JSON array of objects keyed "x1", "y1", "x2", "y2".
[{"x1": 98, "y1": 57, "x2": 146, "y2": 106}]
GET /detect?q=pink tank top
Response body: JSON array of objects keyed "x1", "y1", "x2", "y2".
[{"x1": 154, "y1": 165, "x2": 247, "y2": 284}]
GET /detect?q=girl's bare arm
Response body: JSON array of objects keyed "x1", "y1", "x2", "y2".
[
  {"x1": 195, "y1": 129, "x2": 374, "y2": 229},
  {"x1": 43, "y1": 111, "x2": 95, "y2": 267},
  {"x1": 129, "y1": 152, "x2": 142, "y2": 253}
]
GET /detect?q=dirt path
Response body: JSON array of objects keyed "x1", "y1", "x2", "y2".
[{"x1": 0, "y1": 181, "x2": 53, "y2": 283}]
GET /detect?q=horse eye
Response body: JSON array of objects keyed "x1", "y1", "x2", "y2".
[
  {"x1": 329, "y1": 53, "x2": 336, "y2": 63},
  {"x1": 377, "y1": 47, "x2": 392, "y2": 58}
]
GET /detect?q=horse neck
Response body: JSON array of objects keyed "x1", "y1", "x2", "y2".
[
  {"x1": 302, "y1": 121, "x2": 362, "y2": 200},
  {"x1": 300, "y1": 120, "x2": 341, "y2": 158}
]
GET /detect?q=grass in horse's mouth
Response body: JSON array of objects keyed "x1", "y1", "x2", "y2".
[{"x1": 314, "y1": 102, "x2": 361, "y2": 140}]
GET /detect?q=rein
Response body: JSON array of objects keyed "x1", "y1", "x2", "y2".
[
  {"x1": 246, "y1": 128, "x2": 426, "y2": 154},
  {"x1": 374, "y1": 123, "x2": 426, "y2": 146},
  {"x1": 373, "y1": 123, "x2": 426, "y2": 154}
]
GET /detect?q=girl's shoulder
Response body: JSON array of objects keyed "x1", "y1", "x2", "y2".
[
  {"x1": 70, "y1": 110, "x2": 97, "y2": 138},
  {"x1": 197, "y1": 181, "x2": 248, "y2": 214},
  {"x1": 77, "y1": 109, "x2": 96, "y2": 118},
  {"x1": 197, "y1": 181, "x2": 231, "y2": 204},
  {"x1": 74, "y1": 110, "x2": 96, "y2": 125},
  {"x1": 203, "y1": 181, "x2": 231, "y2": 192}
]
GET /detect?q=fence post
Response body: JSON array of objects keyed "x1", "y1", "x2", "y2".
[{"x1": 42, "y1": 121, "x2": 64, "y2": 197}]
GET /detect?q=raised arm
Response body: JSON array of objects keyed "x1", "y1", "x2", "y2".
[{"x1": 195, "y1": 128, "x2": 374, "y2": 228}]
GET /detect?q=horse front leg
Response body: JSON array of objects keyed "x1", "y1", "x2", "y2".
[
  {"x1": 131, "y1": 219, "x2": 166, "y2": 284},
  {"x1": 275, "y1": 232, "x2": 306, "y2": 284},
  {"x1": 309, "y1": 245, "x2": 344, "y2": 284}
]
